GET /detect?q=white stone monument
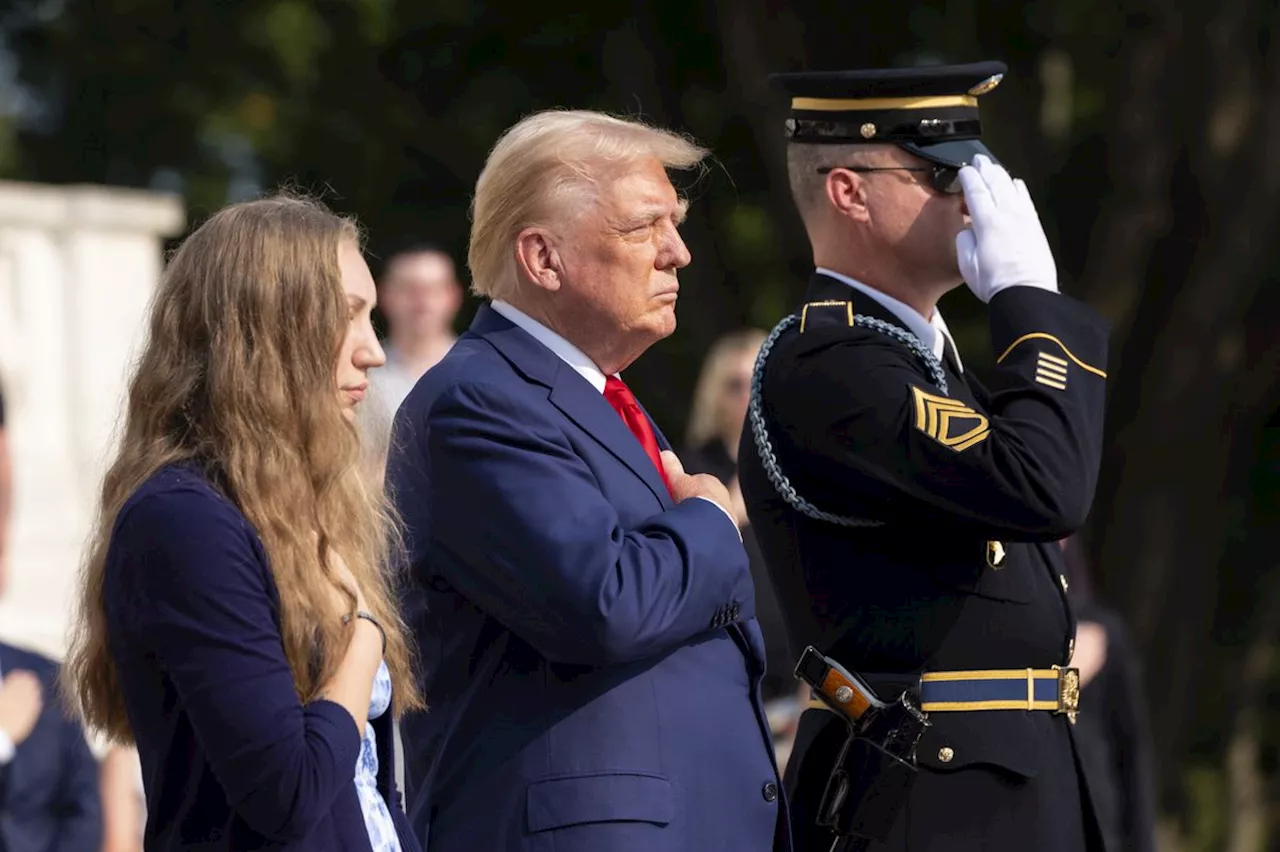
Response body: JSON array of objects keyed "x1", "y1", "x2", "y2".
[{"x1": 0, "y1": 181, "x2": 185, "y2": 659}]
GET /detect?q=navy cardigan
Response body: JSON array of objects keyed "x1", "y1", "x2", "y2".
[{"x1": 103, "y1": 464, "x2": 419, "y2": 851}]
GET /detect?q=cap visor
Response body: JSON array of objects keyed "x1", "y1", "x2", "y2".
[{"x1": 899, "y1": 139, "x2": 997, "y2": 168}]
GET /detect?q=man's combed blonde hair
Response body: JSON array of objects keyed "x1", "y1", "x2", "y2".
[{"x1": 468, "y1": 109, "x2": 709, "y2": 302}]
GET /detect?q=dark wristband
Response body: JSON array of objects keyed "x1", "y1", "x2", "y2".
[{"x1": 342, "y1": 609, "x2": 386, "y2": 657}]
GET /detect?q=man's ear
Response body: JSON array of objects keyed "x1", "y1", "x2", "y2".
[
  {"x1": 825, "y1": 170, "x2": 871, "y2": 224},
  {"x1": 515, "y1": 228, "x2": 563, "y2": 292}
]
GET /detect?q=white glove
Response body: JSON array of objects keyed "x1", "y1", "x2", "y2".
[{"x1": 955, "y1": 155, "x2": 1059, "y2": 302}]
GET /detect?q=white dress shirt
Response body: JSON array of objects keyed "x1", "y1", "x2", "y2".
[
  {"x1": 367, "y1": 346, "x2": 423, "y2": 418},
  {"x1": 815, "y1": 267, "x2": 964, "y2": 373},
  {"x1": 491, "y1": 300, "x2": 740, "y2": 536},
  {"x1": 492, "y1": 301, "x2": 608, "y2": 391}
]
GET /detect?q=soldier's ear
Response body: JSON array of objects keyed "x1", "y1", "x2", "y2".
[{"x1": 825, "y1": 169, "x2": 871, "y2": 223}]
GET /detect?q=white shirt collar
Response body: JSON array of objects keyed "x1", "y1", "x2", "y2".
[
  {"x1": 490, "y1": 300, "x2": 610, "y2": 392},
  {"x1": 815, "y1": 267, "x2": 963, "y2": 372}
]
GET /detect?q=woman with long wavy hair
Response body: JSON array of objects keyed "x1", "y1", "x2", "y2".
[{"x1": 62, "y1": 194, "x2": 424, "y2": 852}]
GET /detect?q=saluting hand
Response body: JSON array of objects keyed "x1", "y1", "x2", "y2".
[
  {"x1": 955, "y1": 154, "x2": 1059, "y2": 303},
  {"x1": 660, "y1": 451, "x2": 734, "y2": 516}
]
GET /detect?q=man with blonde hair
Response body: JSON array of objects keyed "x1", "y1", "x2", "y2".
[{"x1": 388, "y1": 110, "x2": 787, "y2": 852}]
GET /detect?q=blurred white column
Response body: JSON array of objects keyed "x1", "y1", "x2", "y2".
[{"x1": 0, "y1": 181, "x2": 185, "y2": 659}]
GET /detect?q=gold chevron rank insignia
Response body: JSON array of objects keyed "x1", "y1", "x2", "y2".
[
  {"x1": 911, "y1": 387, "x2": 990, "y2": 451},
  {"x1": 1035, "y1": 351, "x2": 1069, "y2": 390}
]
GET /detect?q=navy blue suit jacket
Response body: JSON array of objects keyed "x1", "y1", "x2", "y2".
[
  {"x1": 104, "y1": 465, "x2": 419, "y2": 851},
  {"x1": 388, "y1": 304, "x2": 787, "y2": 852},
  {"x1": 0, "y1": 642, "x2": 100, "y2": 852}
]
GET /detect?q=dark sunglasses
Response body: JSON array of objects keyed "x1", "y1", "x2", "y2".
[{"x1": 815, "y1": 163, "x2": 963, "y2": 196}]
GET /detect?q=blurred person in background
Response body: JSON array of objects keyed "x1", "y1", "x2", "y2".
[
  {"x1": 682, "y1": 329, "x2": 764, "y2": 534},
  {"x1": 356, "y1": 383, "x2": 396, "y2": 492},
  {"x1": 0, "y1": 637, "x2": 101, "y2": 852},
  {"x1": 360, "y1": 245, "x2": 464, "y2": 490},
  {"x1": 0, "y1": 383, "x2": 102, "y2": 852},
  {"x1": 62, "y1": 194, "x2": 424, "y2": 852},
  {"x1": 0, "y1": 380, "x2": 11, "y2": 595},
  {"x1": 388, "y1": 110, "x2": 785, "y2": 852},
  {"x1": 369, "y1": 244, "x2": 464, "y2": 418},
  {"x1": 682, "y1": 329, "x2": 803, "y2": 753},
  {"x1": 1061, "y1": 536, "x2": 1158, "y2": 852},
  {"x1": 99, "y1": 743, "x2": 145, "y2": 852}
]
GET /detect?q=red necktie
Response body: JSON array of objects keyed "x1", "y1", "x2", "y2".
[{"x1": 603, "y1": 376, "x2": 673, "y2": 496}]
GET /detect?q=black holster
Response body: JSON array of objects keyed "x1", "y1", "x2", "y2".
[
  {"x1": 816, "y1": 694, "x2": 927, "y2": 843},
  {"x1": 794, "y1": 647, "x2": 929, "y2": 847}
]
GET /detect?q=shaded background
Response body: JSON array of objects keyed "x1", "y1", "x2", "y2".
[{"x1": 1, "y1": 1, "x2": 1277, "y2": 848}]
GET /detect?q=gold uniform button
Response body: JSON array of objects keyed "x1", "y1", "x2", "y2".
[
  {"x1": 938, "y1": 747, "x2": 954, "y2": 763},
  {"x1": 1059, "y1": 574, "x2": 1069, "y2": 592},
  {"x1": 1068, "y1": 638, "x2": 1076, "y2": 659}
]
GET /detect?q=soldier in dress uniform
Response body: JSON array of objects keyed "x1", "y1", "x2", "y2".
[{"x1": 737, "y1": 61, "x2": 1110, "y2": 851}]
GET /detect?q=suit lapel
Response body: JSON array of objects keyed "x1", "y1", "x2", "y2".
[
  {"x1": 471, "y1": 305, "x2": 674, "y2": 509},
  {"x1": 548, "y1": 378, "x2": 674, "y2": 509}
]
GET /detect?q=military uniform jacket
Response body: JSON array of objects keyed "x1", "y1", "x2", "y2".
[{"x1": 738, "y1": 273, "x2": 1109, "y2": 852}]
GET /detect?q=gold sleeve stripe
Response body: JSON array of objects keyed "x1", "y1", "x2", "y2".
[
  {"x1": 1036, "y1": 360, "x2": 1068, "y2": 378},
  {"x1": 1034, "y1": 353, "x2": 1069, "y2": 390},
  {"x1": 1035, "y1": 372, "x2": 1068, "y2": 390},
  {"x1": 996, "y1": 333, "x2": 1107, "y2": 378},
  {"x1": 791, "y1": 95, "x2": 977, "y2": 111}
]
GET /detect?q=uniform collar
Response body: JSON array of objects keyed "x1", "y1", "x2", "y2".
[{"x1": 813, "y1": 268, "x2": 963, "y2": 373}]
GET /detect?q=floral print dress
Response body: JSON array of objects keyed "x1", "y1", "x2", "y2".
[{"x1": 354, "y1": 661, "x2": 402, "y2": 852}]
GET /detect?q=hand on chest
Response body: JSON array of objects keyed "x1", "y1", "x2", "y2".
[{"x1": 564, "y1": 424, "x2": 672, "y2": 522}]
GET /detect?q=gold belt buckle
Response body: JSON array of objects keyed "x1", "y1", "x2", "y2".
[{"x1": 1053, "y1": 665, "x2": 1080, "y2": 724}]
